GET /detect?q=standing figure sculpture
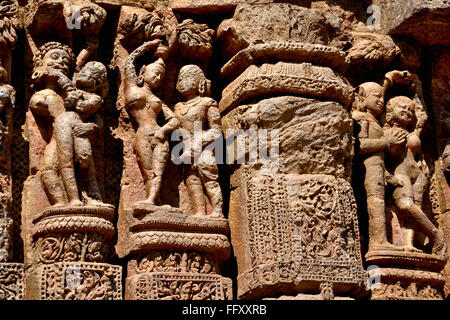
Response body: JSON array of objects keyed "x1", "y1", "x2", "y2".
[
  {"x1": 124, "y1": 40, "x2": 180, "y2": 206},
  {"x1": 174, "y1": 65, "x2": 223, "y2": 218},
  {"x1": 29, "y1": 42, "x2": 76, "y2": 207},
  {"x1": 352, "y1": 82, "x2": 407, "y2": 252},
  {"x1": 384, "y1": 96, "x2": 447, "y2": 256},
  {"x1": 30, "y1": 42, "x2": 110, "y2": 207},
  {"x1": 54, "y1": 61, "x2": 110, "y2": 206}
]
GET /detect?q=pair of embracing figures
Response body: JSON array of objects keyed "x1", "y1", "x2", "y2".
[
  {"x1": 123, "y1": 39, "x2": 223, "y2": 219},
  {"x1": 353, "y1": 71, "x2": 446, "y2": 257},
  {"x1": 30, "y1": 42, "x2": 110, "y2": 208}
]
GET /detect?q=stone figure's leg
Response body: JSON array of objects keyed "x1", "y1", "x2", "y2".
[
  {"x1": 198, "y1": 159, "x2": 223, "y2": 218},
  {"x1": 55, "y1": 119, "x2": 82, "y2": 206},
  {"x1": 135, "y1": 126, "x2": 155, "y2": 203},
  {"x1": 74, "y1": 136, "x2": 92, "y2": 169},
  {"x1": 366, "y1": 163, "x2": 401, "y2": 251},
  {"x1": 148, "y1": 140, "x2": 169, "y2": 205},
  {"x1": 412, "y1": 173, "x2": 428, "y2": 207},
  {"x1": 185, "y1": 165, "x2": 206, "y2": 217},
  {"x1": 42, "y1": 137, "x2": 67, "y2": 206},
  {"x1": 394, "y1": 177, "x2": 446, "y2": 256}
]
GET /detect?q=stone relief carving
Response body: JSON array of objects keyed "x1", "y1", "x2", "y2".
[
  {"x1": 124, "y1": 40, "x2": 179, "y2": 207},
  {"x1": 174, "y1": 65, "x2": 223, "y2": 218},
  {"x1": 113, "y1": 5, "x2": 230, "y2": 301},
  {"x1": 352, "y1": 81, "x2": 406, "y2": 253},
  {"x1": 0, "y1": 0, "x2": 446, "y2": 301},
  {"x1": 384, "y1": 95, "x2": 445, "y2": 256}
]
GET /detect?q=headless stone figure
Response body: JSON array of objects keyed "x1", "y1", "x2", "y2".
[{"x1": 174, "y1": 65, "x2": 223, "y2": 218}]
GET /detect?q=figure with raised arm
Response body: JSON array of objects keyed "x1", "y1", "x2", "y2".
[{"x1": 124, "y1": 40, "x2": 180, "y2": 206}]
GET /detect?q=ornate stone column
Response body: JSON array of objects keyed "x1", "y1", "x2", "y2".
[
  {"x1": 21, "y1": 0, "x2": 122, "y2": 300},
  {"x1": 0, "y1": 0, "x2": 24, "y2": 301},
  {"x1": 112, "y1": 6, "x2": 232, "y2": 300},
  {"x1": 218, "y1": 3, "x2": 365, "y2": 300}
]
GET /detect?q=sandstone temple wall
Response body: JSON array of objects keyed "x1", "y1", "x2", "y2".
[{"x1": 0, "y1": 0, "x2": 448, "y2": 300}]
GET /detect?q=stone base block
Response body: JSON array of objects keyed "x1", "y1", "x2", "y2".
[
  {"x1": 25, "y1": 262, "x2": 122, "y2": 300},
  {"x1": 369, "y1": 267, "x2": 445, "y2": 300},
  {"x1": 0, "y1": 263, "x2": 24, "y2": 300},
  {"x1": 125, "y1": 272, "x2": 232, "y2": 300}
]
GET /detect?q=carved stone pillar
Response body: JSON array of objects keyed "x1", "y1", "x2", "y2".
[
  {"x1": 0, "y1": 0, "x2": 24, "y2": 301},
  {"x1": 112, "y1": 6, "x2": 232, "y2": 300},
  {"x1": 21, "y1": 0, "x2": 122, "y2": 300},
  {"x1": 218, "y1": 3, "x2": 365, "y2": 300},
  {"x1": 428, "y1": 48, "x2": 450, "y2": 298}
]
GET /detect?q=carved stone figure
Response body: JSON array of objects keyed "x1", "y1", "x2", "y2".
[
  {"x1": 113, "y1": 7, "x2": 231, "y2": 300},
  {"x1": 54, "y1": 61, "x2": 110, "y2": 207},
  {"x1": 352, "y1": 82, "x2": 406, "y2": 253},
  {"x1": 124, "y1": 39, "x2": 179, "y2": 206},
  {"x1": 385, "y1": 96, "x2": 446, "y2": 256},
  {"x1": 174, "y1": 65, "x2": 223, "y2": 218},
  {"x1": 29, "y1": 41, "x2": 76, "y2": 207}
]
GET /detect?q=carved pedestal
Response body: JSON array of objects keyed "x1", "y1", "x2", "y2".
[
  {"x1": 219, "y1": 4, "x2": 365, "y2": 299},
  {"x1": 367, "y1": 251, "x2": 446, "y2": 300},
  {"x1": 122, "y1": 206, "x2": 232, "y2": 300},
  {"x1": 24, "y1": 206, "x2": 122, "y2": 300}
]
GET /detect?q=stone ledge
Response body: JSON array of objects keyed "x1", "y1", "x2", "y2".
[{"x1": 169, "y1": 0, "x2": 276, "y2": 14}]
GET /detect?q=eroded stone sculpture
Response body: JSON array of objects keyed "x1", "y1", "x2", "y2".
[
  {"x1": 113, "y1": 6, "x2": 231, "y2": 300},
  {"x1": 354, "y1": 71, "x2": 448, "y2": 300},
  {"x1": 352, "y1": 81, "x2": 406, "y2": 253},
  {"x1": 124, "y1": 40, "x2": 179, "y2": 206},
  {"x1": 174, "y1": 65, "x2": 223, "y2": 219},
  {"x1": 22, "y1": 0, "x2": 121, "y2": 300}
]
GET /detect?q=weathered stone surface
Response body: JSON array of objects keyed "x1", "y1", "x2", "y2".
[
  {"x1": 374, "y1": 0, "x2": 450, "y2": 45},
  {"x1": 0, "y1": 0, "x2": 448, "y2": 302},
  {"x1": 170, "y1": 0, "x2": 275, "y2": 14},
  {"x1": 217, "y1": 3, "x2": 349, "y2": 61}
]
